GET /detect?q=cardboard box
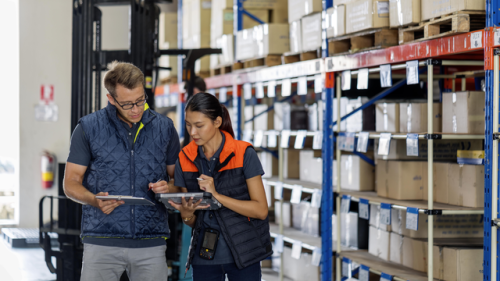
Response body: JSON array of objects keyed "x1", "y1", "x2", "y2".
[
  {"x1": 289, "y1": 20, "x2": 302, "y2": 53},
  {"x1": 221, "y1": 0, "x2": 288, "y2": 10},
  {"x1": 182, "y1": 0, "x2": 212, "y2": 72},
  {"x1": 374, "y1": 139, "x2": 483, "y2": 161},
  {"x1": 448, "y1": 164, "x2": 484, "y2": 208},
  {"x1": 274, "y1": 102, "x2": 290, "y2": 131},
  {"x1": 274, "y1": 201, "x2": 292, "y2": 227},
  {"x1": 369, "y1": 204, "x2": 391, "y2": 232},
  {"x1": 299, "y1": 150, "x2": 323, "y2": 185},
  {"x1": 403, "y1": 237, "x2": 428, "y2": 272},
  {"x1": 302, "y1": 205, "x2": 320, "y2": 236},
  {"x1": 244, "y1": 106, "x2": 254, "y2": 131},
  {"x1": 399, "y1": 103, "x2": 442, "y2": 133},
  {"x1": 391, "y1": 210, "x2": 483, "y2": 238},
  {"x1": 368, "y1": 226, "x2": 390, "y2": 261},
  {"x1": 292, "y1": 201, "x2": 309, "y2": 230},
  {"x1": 254, "y1": 24, "x2": 290, "y2": 57},
  {"x1": 235, "y1": 28, "x2": 256, "y2": 61},
  {"x1": 346, "y1": 0, "x2": 390, "y2": 34},
  {"x1": 283, "y1": 149, "x2": 300, "y2": 179},
  {"x1": 433, "y1": 246, "x2": 483, "y2": 281},
  {"x1": 160, "y1": 12, "x2": 178, "y2": 46},
  {"x1": 277, "y1": 246, "x2": 320, "y2": 281},
  {"x1": 333, "y1": 97, "x2": 348, "y2": 131},
  {"x1": 389, "y1": 232, "x2": 403, "y2": 264},
  {"x1": 307, "y1": 103, "x2": 319, "y2": 131},
  {"x1": 326, "y1": 5, "x2": 346, "y2": 38},
  {"x1": 389, "y1": 0, "x2": 420, "y2": 27},
  {"x1": 219, "y1": 34, "x2": 234, "y2": 65},
  {"x1": 421, "y1": 0, "x2": 485, "y2": 21},
  {"x1": 376, "y1": 160, "x2": 426, "y2": 200},
  {"x1": 301, "y1": 12, "x2": 322, "y2": 52},
  {"x1": 442, "y1": 91, "x2": 485, "y2": 134},
  {"x1": 254, "y1": 104, "x2": 274, "y2": 131},
  {"x1": 340, "y1": 155, "x2": 375, "y2": 191},
  {"x1": 346, "y1": 97, "x2": 376, "y2": 132},
  {"x1": 288, "y1": 0, "x2": 322, "y2": 23},
  {"x1": 434, "y1": 162, "x2": 450, "y2": 204},
  {"x1": 335, "y1": 213, "x2": 369, "y2": 249},
  {"x1": 258, "y1": 151, "x2": 279, "y2": 178},
  {"x1": 375, "y1": 103, "x2": 400, "y2": 133}
]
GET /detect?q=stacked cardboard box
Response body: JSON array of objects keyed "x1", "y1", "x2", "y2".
[
  {"x1": 433, "y1": 246, "x2": 483, "y2": 280},
  {"x1": 442, "y1": 91, "x2": 485, "y2": 134},
  {"x1": 376, "y1": 160, "x2": 427, "y2": 200},
  {"x1": 389, "y1": 0, "x2": 420, "y2": 27},
  {"x1": 326, "y1": 4, "x2": 346, "y2": 38},
  {"x1": 235, "y1": 24, "x2": 290, "y2": 61},
  {"x1": 399, "y1": 102, "x2": 442, "y2": 133},
  {"x1": 421, "y1": 0, "x2": 485, "y2": 21},
  {"x1": 159, "y1": 12, "x2": 179, "y2": 79},
  {"x1": 345, "y1": 0, "x2": 390, "y2": 34},
  {"x1": 182, "y1": 0, "x2": 212, "y2": 73},
  {"x1": 299, "y1": 150, "x2": 323, "y2": 184},
  {"x1": 340, "y1": 155, "x2": 375, "y2": 191},
  {"x1": 375, "y1": 102, "x2": 400, "y2": 133}
]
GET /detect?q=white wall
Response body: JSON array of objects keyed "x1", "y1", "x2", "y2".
[{"x1": 18, "y1": 0, "x2": 73, "y2": 227}]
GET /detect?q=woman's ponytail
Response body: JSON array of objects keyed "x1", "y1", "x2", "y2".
[{"x1": 220, "y1": 104, "x2": 235, "y2": 138}]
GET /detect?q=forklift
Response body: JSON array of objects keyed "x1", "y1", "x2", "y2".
[{"x1": 39, "y1": 1, "x2": 220, "y2": 280}]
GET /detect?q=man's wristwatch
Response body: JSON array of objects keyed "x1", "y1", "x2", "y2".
[{"x1": 182, "y1": 214, "x2": 195, "y2": 222}]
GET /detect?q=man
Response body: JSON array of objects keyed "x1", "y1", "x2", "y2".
[
  {"x1": 184, "y1": 76, "x2": 206, "y2": 95},
  {"x1": 64, "y1": 61, "x2": 181, "y2": 281}
]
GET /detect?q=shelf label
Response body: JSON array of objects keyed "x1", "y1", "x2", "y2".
[
  {"x1": 313, "y1": 131, "x2": 323, "y2": 150},
  {"x1": 359, "y1": 265, "x2": 370, "y2": 281},
  {"x1": 380, "y1": 64, "x2": 392, "y2": 88},
  {"x1": 341, "y1": 70, "x2": 351, "y2": 91},
  {"x1": 282, "y1": 79, "x2": 292, "y2": 97},
  {"x1": 341, "y1": 195, "x2": 351, "y2": 214},
  {"x1": 291, "y1": 240, "x2": 302, "y2": 259},
  {"x1": 357, "y1": 132, "x2": 369, "y2": 153},
  {"x1": 253, "y1": 130, "x2": 264, "y2": 147},
  {"x1": 359, "y1": 198, "x2": 370, "y2": 220},
  {"x1": 311, "y1": 247, "x2": 322, "y2": 266},
  {"x1": 471, "y1": 31, "x2": 482, "y2": 48},
  {"x1": 495, "y1": 29, "x2": 500, "y2": 45},
  {"x1": 380, "y1": 203, "x2": 392, "y2": 225},
  {"x1": 243, "y1": 129, "x2": 253, "y2": 143},
  {"x1": 406, "y1": 60, "x2": 419, "y2": 85},
  {"x1": 406, "y1": 207, "x2": 419, "y2": 231},
  {"x1": 274, "y1": 182, "x2": 283, "y2": 200},
  {"x1": 294, "y1": 130, "x2": 308, "y2": 149},
  {"x1": 298, "y1": 76, "x2": 308, "y2": 95},
  {"x1": 380, "y1": 272, "x2": 393, "y2": 281},
  {"x1": 311, "y1": 189, "x2": 322, "y2": 208},
  {"x1": 314, "y1": 74, "x2": 323, "y2": 94},
  {"x1": 219, "y1": 87, "x2": 227, "y2": 103},
  {"x1": 281, "y1": 130, "x2": 291, "y2": 148},
  {"x1": 255, "y1": 82, "x2": 264, "y2": 99},
  {"x1": 267, "y1": 130, "x2": 278, "y2": 148},
  {"x1": 406, "y1": 133, "x2": 419, "y2": 156},
  {"x1": 377, "y1": 133, "x2": 392, "y2": 156},
  {"x1": 357, "y1": 68, "x2": 369, "y2": 90},
  {"x1": 290, "y1": 185, "x2": 303, "y2": 204},
  {"x1": 268, "y1": 80, "x2": 276, "y2": 98},
  {"x1": 275, "y1": 234, "x2": 284, "y2": 253},
  {"x1": 342, "y1": 257, "x2": 352, "y2": 278},
  {"x1": 244, "y1": 83, "x2": 252, "y2": 100},
  {"x1": 338, "y1": 132, "x2": 355, "y2": 152}
]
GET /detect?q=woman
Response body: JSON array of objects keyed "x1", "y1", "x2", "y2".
[{"x1": 169, "y1": 93, "x2": 272, "y2": 281}]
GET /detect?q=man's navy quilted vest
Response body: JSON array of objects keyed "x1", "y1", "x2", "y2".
[
  {"x1": 179, "y1": 131, "x2": 273, "y2": 270},
  {"x1": 78, "y1": 103, "x2": 172, "y2": 239}
]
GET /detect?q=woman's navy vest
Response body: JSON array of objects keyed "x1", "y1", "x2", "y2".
[{"x1": 79, "y1": 103, "x2": 173, "y2": 239}]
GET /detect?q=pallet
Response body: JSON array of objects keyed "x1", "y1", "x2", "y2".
[
  {"x1": 281, "y1": 48, "x2": 321, "y2": 64},
  {"x1": 327, "y1": 28, "x2": 398, "y2": 56},
  {"x1": 210, "y1": 64, "x2": 233, "y2": 77},
  {"x1": 241, "y1": 54, "x2": 281, "y2": 69},
  {"x1": 398, "y1": 11, "x2": 485, "y2": 45}
]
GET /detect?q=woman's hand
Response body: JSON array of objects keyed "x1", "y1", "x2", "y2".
[
  {"x1": 198, "y1": 174, "x2": 217, "y2": 196},
  {"x1": 168, "y1": 197, "x2": 209, "y2": 217}
]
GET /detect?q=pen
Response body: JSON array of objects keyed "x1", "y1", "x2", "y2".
[
  {"x1": 197, "y1": 178, "x2": 203, "y2": 181},
  {"x1": 148, "y1": 179, "x2": 162, "y2": 191}
]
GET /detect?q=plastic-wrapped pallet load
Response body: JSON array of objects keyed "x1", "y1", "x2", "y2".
[
  {"x1": 299, "y1": 150, "x2": 322, "y2": 185},
  {"x1": 375, "y1": 102, "x2": 399, "y2": 133},
  {"x1": 442, "y1": 91, "x2": 485, "y2": 134},
  {"x1": 389, "y1": 0, "x2": 420, "y2": 27},
  {"x1": 340, "y1": 155, "x2": 374, "y2": 191},
  {"x1": 433, "y1": 246, "x2": 483, "y2": 281},
  {"x1": 345, "y1": 0, "x2": 390, "y2": 34},
  {"x1": 399, "y1": 102, "x2": 442, "y2": 133},
  {"x1": 289, "y1": 21, "x2": 302, "y2": 53},
  {"x1": 300, "y1": 12, "x2": 322, "y2": 52},
  {"x1": 326, "y1": 5, "x2": 346, "y2": 38},
  {"x1": 287, "y1": 0, "x2": 322, "y2": 23},
  {"x1": 368, "y1": 225, "x2": 390, "y2": 261},
  {"x1": 421, "y1": 0, "x2": 485, "y2": 21}
]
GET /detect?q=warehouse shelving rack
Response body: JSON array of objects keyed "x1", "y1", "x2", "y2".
[{"x1": 159, "y1": 0, "x2": 500, "y2": 280}]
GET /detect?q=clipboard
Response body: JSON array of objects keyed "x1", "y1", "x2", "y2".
[
  {"x1": 156, "y1": 192, "x2": 222, "y2": 211},
  {"x1": 96, "y1": 195, "x2": 155, "y2": 206}
]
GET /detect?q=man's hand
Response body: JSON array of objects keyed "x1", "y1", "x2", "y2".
[
  {"x1": 149, "y1": 180, "x2": 169, "y2": 193},
  {"x1": 94, "y1": 192, "x2": 124, "y2": 215}
]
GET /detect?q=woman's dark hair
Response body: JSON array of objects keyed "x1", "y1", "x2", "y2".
[{"x1": 185, "y1": 93, "x2": 235, "y2": 138}]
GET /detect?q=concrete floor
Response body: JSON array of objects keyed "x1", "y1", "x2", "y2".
[{"x1": 0, "y1": 240, "x2": 56, "y2": 281}]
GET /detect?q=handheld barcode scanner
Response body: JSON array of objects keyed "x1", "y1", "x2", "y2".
[{"x1": 200, "y1": 228, "x2": 220, "y2": 260}]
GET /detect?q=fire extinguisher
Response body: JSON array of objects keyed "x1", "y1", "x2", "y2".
[{"x1": 41, "y1": 151, "x2": 56, "y2": 189}]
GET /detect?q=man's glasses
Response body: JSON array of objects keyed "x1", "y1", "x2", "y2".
[{"x1": 113, "y1": 94, "x2": 148, "y2": 110}]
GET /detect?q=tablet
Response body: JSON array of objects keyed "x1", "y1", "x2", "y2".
[
  {"x1": 156, "y1": 192, "x2": 222, "y2": 211},
  {"x1": 96, "y1": 195, "x2": 155, "y2": 206}
]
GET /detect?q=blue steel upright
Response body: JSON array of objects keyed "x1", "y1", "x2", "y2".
[
  {"x1": 233, "y1": 0, "x2": 243, "y2": 140},
  {"x1": 321, "y1": 0, "x2": 334, "y2": 280},
  {"x1": 485, "y1": 0, "x2": 498, "y2": 280}
]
